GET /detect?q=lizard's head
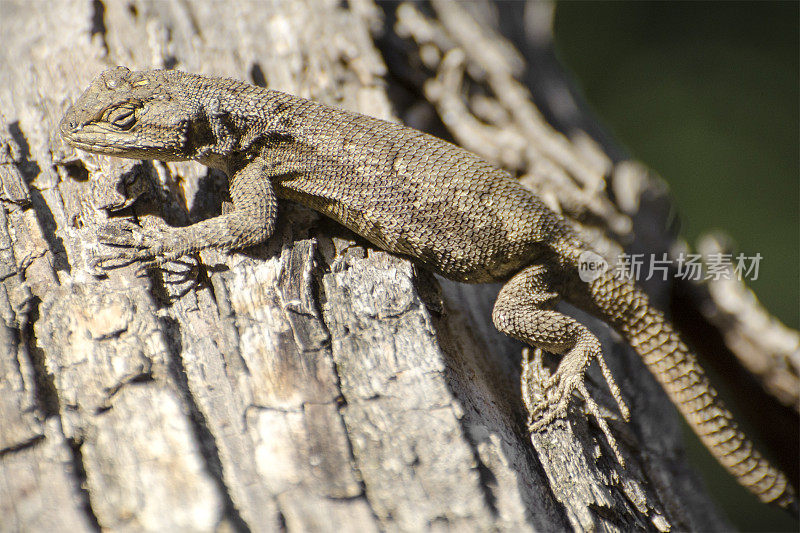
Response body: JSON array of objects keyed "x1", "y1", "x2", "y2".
[{"x1": 60, "y1": 66, "x2": 199, "y2": 161}]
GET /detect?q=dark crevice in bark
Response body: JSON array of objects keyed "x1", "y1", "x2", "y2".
[
  {"x1": 429, "y1": 282, "x2": 571, "y2": 531},
  {"x1": 89, "y1": 0, "x2": 107, "y2": 45},
  {"x1": 454, "y1": 413, "x2": 500, "y2": 517},
  {"x1": 66, "y1": 437, "x2": 103, "y2": 532},
  {"x1": 276, "y1": 508, "x2": 287, "y2": 533},
  {"x1": 9, "y1": 125, "x2": 70, "y2": 273},
  {"x1": 421, "y1": 291, "x2": 504, "y2": 518},
  {"x1": 22, "y1": 296, "x2": 60, "y2": 419},
  {"x1": 0, "y1": 434, "x2": 44, "y2": 457},
  {"x1": 7, "y1": 122, "x2": 40, "y2": 181},
  {"x1": 161, "y1": 316, "x2": 252, "y2": 533},
  {"x1": 309, "y1": 253, "x2": 385, "y2": 526},
  {"x1": 249, "y1": 63, "x2": 267, "y2": 88},
  {"x1": 27, "y1": 182, "x2": 70, "y2": 273}
]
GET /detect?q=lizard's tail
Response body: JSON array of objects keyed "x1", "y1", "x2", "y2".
[{"x1": 592, "y1": 269, "x2": 797, "y2": 510}]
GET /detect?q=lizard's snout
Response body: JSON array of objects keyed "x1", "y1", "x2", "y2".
[
  {"x1": 59, "y1": 113, "x2": 74, "y2": 134},
  {"x1": 59, "y1": 111, "x2": 82, "y2": 139}
]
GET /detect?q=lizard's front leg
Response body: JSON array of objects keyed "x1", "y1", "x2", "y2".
[
  {"x1": 492, "y1": 263, "x2": 631, "y2": 462},
  {"x1": 96, "y1": 157, "x2": 278, "y2": 267}
]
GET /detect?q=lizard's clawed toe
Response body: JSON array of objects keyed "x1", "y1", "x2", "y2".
[
  {"x1": 528, "y1": 383, "x2": 576, "y2": 430},
  {"x1": 91, "y1": 249, "x2": 157, "y2": 272},
  {"x1": 93, "y1": 220, "x2": 169, "y2": 270},
  {"x1": 97, "y1": 220, "x2": 152, "y2": 248}
]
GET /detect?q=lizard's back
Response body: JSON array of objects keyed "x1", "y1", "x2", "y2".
[{"x1": 263, "y1": 95, "x2": 566, "y2": 283}]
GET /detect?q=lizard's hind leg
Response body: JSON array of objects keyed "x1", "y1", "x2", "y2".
[{"x1": 492, "y1": 263, "x2": 630, "y2": 461}]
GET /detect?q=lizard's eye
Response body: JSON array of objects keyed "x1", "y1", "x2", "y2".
[{"x1": 104, "y1": 103, "x2": 139, "y2": 130}]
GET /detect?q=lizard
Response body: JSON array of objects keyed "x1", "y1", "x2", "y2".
[{"x1": 59, "y1": 66, "x2": 797, "y2": 512}]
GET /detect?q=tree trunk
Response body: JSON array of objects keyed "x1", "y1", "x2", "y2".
[{"x1": 6, "y1": 1, "x2": 789, "y2": 531}]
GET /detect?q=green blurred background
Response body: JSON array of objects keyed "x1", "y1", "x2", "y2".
[
  {"x1": 553, "y1": 2, "x2": 798, "y2": 530},
  {"x1": 554, "y1": 1, "x2": 798, "y2": 331}
]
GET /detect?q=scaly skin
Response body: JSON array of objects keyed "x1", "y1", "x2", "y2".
[{"x1": 60, "y1": 67, "x2": 797, "y2": 511}]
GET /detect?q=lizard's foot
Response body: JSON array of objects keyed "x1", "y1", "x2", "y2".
[
  {"x1": 523, "y1": 346, "x2": 629, "y2": 466},
  {"x1": 90, "y1": 250, "x2": 156, "y2": 276},
  {"x1": 158, "y1": 257, "x2": 201, "y2": 285},
  {"x1": 92, "y1": 220, "x2": 193, "y2": 275},
  {"x1": 90, "y1": 220, "x2": 162, "y2": 273}
]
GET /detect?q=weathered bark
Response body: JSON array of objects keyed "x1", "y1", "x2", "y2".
[{"x1": 4, "y1": 1, "x2": 792, "y2": 531}]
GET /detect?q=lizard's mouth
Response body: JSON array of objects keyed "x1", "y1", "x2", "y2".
[
  {"x1": 61, "y1": 121, "x2": 183, "y2": 159},
  {"x1": 60, "y1": 121, "x2": 134, "y2": 154}
]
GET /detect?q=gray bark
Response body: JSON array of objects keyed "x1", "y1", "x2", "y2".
[{"x1": 7, "y1": 0, "x2": 788, "y2": 531}]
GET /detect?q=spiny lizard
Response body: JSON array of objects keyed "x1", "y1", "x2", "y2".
[{"x1": 59, "y1": 66, "x2": 797, "y2": 511}]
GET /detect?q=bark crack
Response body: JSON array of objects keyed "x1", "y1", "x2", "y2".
[
  {"x1": 65, "y1": 436, "x2": 103, "y2": 532},
  {"x1": 161, "y1": 316, "x2": 251, "y2": 533},
  {"x1": 309, "y1": 257, "x2": 384, "y2": 526}
]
